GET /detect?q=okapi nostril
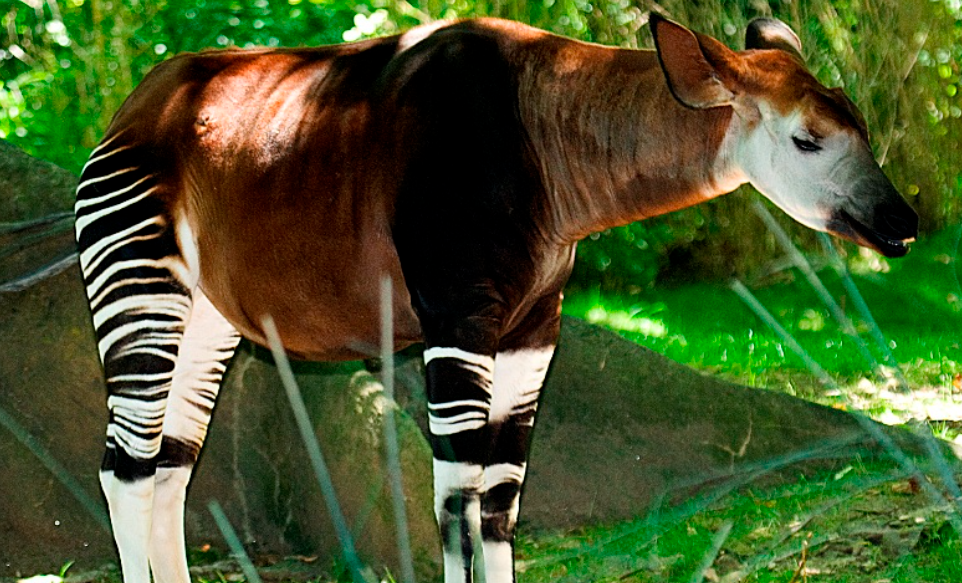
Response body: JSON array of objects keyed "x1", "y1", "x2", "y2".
[{"x1": 884, "y1": 208, "x2": 919, "y2": 239}]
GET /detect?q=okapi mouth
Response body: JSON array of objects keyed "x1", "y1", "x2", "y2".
[{"x1": 830, "y1": 208, "x2": 915, "y2": 258}]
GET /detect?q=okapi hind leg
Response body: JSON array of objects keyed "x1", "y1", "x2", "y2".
[
  {"x1": 149, "y1": 288, "x2": 240, "y2": 583},
  {"x1": 75, "y1": 136, "x2": 196, "y2": 583}
]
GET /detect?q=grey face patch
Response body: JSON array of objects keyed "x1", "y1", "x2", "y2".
[{"x1": 726, "y1": 101, "x2": 917, "y2": 253}]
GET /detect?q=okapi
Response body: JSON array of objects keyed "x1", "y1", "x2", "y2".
[{"x1": 74, "y1": 13, "x2": 917, "y2": 583}]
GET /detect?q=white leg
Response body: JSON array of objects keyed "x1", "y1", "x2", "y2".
[
  {"x1": 148, "y1": 467, "x2": 193, "y2": 583},
  {"x1": 101, "y1": 471, "x2": 154, "y2": 583},
  {"x1": 434, "y1": 460, "x2": 485, "y2": 583},
  {"x1": 149, "y1": 290, "x2": 239, "y2": 583}
]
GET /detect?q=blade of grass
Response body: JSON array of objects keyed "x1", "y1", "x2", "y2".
[
  {"x1": 535, "y1": 432, "x2": 865, "y2": 570},
  {"x1": 916, "y1": 426, "x2": 962, "y2": 504},
  {"x1": 752, "y1": 201, "x2": 883, "y2": 378},
  {"x1": 380, "y1": 276, "x2": 417, "y2": 583},
  {"x1": 0, "y1": 211, "x2": 74, "y2": 235},
  {"x1": 208, "y1": 500, "x2": 264, "y2": 583},
  {"x1": 817, "y1": 232, "x2": 910, "y2": 392},
  {"x1": 689, "y1": 520, "x2": 733, "y2": 583},
  {"x1": 729, "y1": 467, "x2": 912, "y2": 580},
  {"x1": 669, "y1": 433, "x2": 876, "y2": 493},
  {"x1": 730, "y1": 278, "x2": 838, "y2": 390},
  {"x1": 0, "y1": 252, "x2": 78, "y2": 292},
  {"x1": 351, "y1": 470, "x2": 386, "y2": 547},
  {"x1": 523, "y1": 473, "x2": 747, "y2": 571},
  {"x1": 261, "y1": 315, "x2": 371, "y2": 583},
  {"x1": 0, "y1": 403, "x2": 110, "y2": 531},
  {"x1": 0, "y1": 221, "x2": 75, "y2": 261},
  {"x1": 733, "y1": 280, "x2": 962, "y2": 536}
]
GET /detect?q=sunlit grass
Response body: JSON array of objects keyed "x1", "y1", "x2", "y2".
[{"x1": 563, "y1": 228, "x2": 962, "y2": 437}]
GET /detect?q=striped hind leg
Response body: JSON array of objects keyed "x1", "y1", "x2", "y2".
[
  {"x1": 150, "y1": 288, "x2": 239, "y2": 583},
  {"x1": 76, "y1": 136, "x2": 205, "y2": 583}
]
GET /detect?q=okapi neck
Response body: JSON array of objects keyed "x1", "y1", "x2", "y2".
[{"x1": 516, "y1": 41, "x2": 736, "y2": 244}]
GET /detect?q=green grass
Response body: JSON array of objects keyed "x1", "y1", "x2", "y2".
[
  {"x1": 515, "y1": 461, "x2": 962, "y2": 583},
  {"x1": 563, "y1": 228, "x2": 962, "y2": 426}
]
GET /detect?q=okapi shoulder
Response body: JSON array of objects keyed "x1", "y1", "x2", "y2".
[{"x1": 373, "y1": 20, "x2": 540, "y2": 106}]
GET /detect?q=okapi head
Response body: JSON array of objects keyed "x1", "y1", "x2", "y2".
[{"x1": 651, "y1": 14, "x2": 918, "y2": 257}]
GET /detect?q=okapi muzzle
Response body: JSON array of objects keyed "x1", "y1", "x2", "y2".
[{"x1": 825, "y1": 155, "x2": 919, "y2": 258}]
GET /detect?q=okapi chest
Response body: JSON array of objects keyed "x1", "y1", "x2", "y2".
[{"x1": 74, "y1": 14, "x2": 917, "y2": 583}]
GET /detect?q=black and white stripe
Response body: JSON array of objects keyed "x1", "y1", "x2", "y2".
[
  {"x1": 76, "y1": 135, "x2": 240, "y2": 582},
  {"x1": 424, "y1": 347, "x2": 495, "y2": 437},
  {"x1": 421, "y1": 345, "x2": 555, "y2": 583},
  {"x1": 76, "y1": 137, "x2": 188, "y2": 469}
]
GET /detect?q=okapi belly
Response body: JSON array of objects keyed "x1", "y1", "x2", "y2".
[{"x1": 197, "y1": 253, "x2": 422, "y2": 361}]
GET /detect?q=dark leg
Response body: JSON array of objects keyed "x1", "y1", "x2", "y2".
[
  {"x1": 424, "y1": 342, "x2": 496, "y2": 583},
  {"x1": 417, "y1": 303, "x2": 504, "y2": 583}
]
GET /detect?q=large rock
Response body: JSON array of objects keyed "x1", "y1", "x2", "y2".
[{"x1": 0, "y1": 140, "x2": 75, "y2": 222}]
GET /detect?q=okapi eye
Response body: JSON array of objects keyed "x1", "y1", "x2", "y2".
[{"x1": 792, "y1": 136, "x2": 822, "y2": 153}]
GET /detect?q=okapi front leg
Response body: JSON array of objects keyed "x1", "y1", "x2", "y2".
[
  {"x1": 482, "y1": 346, "x2": 555, "y2": 581},
  {"x1": 423, "y1": 346, "x2": 496, "y2": 583}
]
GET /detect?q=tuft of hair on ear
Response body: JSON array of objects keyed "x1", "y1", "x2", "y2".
[{"x1": 745, "y1": 18, "x2": 804, "y2": 62}]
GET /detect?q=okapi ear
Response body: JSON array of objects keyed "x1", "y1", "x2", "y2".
[
  {"x1": 650, "y1": 13, "x2": 737, "y2": 109},
  {"x1": 745, "y1": 18, "x2": 804, "y2": 62}
]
